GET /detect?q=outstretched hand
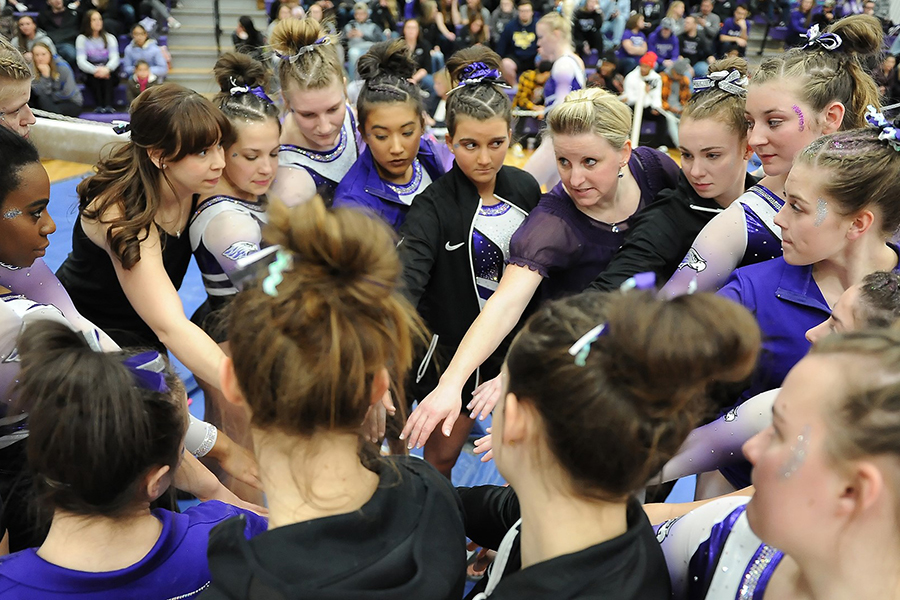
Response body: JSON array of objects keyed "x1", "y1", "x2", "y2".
[
  {"x1": 473, "y1": 428, "x2": 493, "y2": 463},
  {"x1": 467, "y1": 375, "x2": 502, "y2": 421},
  {"x1": 400, "y1": 382, "x2": 464, "y2": 449},
  {"x1": 362, "y1": 389, "x2": 396, "y2": 444}
]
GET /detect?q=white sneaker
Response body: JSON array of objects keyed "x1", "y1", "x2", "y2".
[{"x1": 167, "y1": 17, "x2": 181, "y2": 29}]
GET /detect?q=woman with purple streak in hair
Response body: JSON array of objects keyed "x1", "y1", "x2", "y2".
[{"x1": 661, "y1": 15, "x2": 883, "y2": 299}]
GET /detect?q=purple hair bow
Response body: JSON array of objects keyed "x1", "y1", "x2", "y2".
[
  {"x1": 865, "y1": 105, "x2": 900, "y2": 152},
  {"x1": 122, "y1": 351, "x2": 170, "y2": 393},
  {"x1": 447, "y1": 62, "x2": 511, "y2": 95}
]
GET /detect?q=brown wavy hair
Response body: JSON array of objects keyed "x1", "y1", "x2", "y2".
[
  {"x1": 77, "y1": 83, "x2": 232, "y2": 270},
  {"x1": 227, "y1": 197, "x2": 427, "y2": 443},
  {"x1": 505, "y1": 290, "x2": 760, "y2": 500}
]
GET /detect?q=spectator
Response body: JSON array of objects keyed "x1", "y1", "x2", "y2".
[
  {"x1": 873, "y1": 53, "x2": 896, "y2": 96},
  {"x1": 836, "y1": 0, "x2": 865, "y2": 17},
  {"x1": 417, "y1": 0, "x2": 455, "y2": 59},
  {"x1": 0, "y1": 5, "x2": 14, "y2": 42},
  {"x1": 125, "y1": 58, "x2": 160, "y2": 102},
  {"x1": 75, "y1": 9, "x2": 119, "y2": 113},
  {"x1": 497, "y1": 0, "x2": 537, "y2": 86},
  {"x1": 30, "y1": 40, "x2": 82, "y2": 116},
  {"x1": 344, "y1": 2, "x2": 385, "y2": 78},
  {"x1": 660, "y1": 60, "x2": 690, "y2": 114},
  {"x1": 678, "y1": 14, "x2": 713, "y2": 78},
  {"x1": 573, "y1": 0, "x2": 603, "y2": 61},
  {"x1": 455, "y1": 10, "x2": 489, "y2": 50},
  {"x1": 13, "y1": 14, "x2": 57, "y2": 60},
  {"x1": 370, "y1": 0, "x2": 397, "y2": 37},
  {"x1": 638, "y1": 0, "x2": 663, "y2": 34},
  {"x1": 267, "y1": 0, "x2": 301, "y2": 22},
  {"x1": 691, "y1": 0, "x2": 721, "y2": 42},
  {"x1": 490, "y1": 0, "x2": 516, "y2": 47},
  {"x1": 137, "y1": 0, "x2": 180, "y2": 32},
  {"x1": 122, "y1": 22, "x2": 167, "y2": 78},
  {"x1": 37, "y1": 0, "x2": 82, "y2": 66},
  {"x1": 648, "y1": 17, "x2": 679, "y2": 71},
  {"x1": 92, "y1": 0, "x2": 124, "y2": 36},
  {"x1": 615, "y1": 13, "x2": 647, "y2": 74},
  {"x1": 401, "y1": 18, "x2": 437, "y2": 96},
  {"x1": 664, "y1": 0, "x2": 685, "y2": 35},
  {"x1": 599, "y1": 0, "x2": 629, "y2": 50},
  {"x1": 587, "y1": 54, "x2": 623, "y2": 93},
  {"x1": 718, "y1": 3, "x2": 749, "y2": 56},
  {"x1": 815, "y1": 0, "x2": 838, "y2": 28},
  {"x1": 621, "y1": 51, "x2": 677, "y2": 147},
  {"x1": 459, "y1": 0, "x2": 490, "y2": 33},
  {"x1": 788, "y1": 0, "x2": 816, "y2": 46},
  {"x1": 232, "y1": 15, "x2": 265, "y2": 61},
  {"x1": 510, "y1": 59, "x2": 550, "y2": 150},
  {"x1": 267, "y1": 2, "x2": 303, "y2": 39}
]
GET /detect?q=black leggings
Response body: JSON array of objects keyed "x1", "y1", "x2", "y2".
[{"x1": 85, "y1": 72, "x2": 119, "y2": 108}]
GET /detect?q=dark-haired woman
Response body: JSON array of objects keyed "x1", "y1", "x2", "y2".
[
  {"x1": 333, "y1": 39, "x2": 449, "y2": 231},
  {"x1": 398, "y1": 48, "x2": 541, "y2": 478},
  {"x1": 461, "y1": 290, "x2": 760, "y2": 599},
  {"x1": 75, "y1": 9, "x2": 119, "y2": 113},
  {"x1": 203, "y1": 197, "x2": 467, "y2": 599},
  {"x1": 56, "y1": 84, "x2": 231, "y2": 390},
  {"x1": 232, "y1": 15, "x2": 266, "y2": 62},
  {"x1": 0, "y1": 321, "x2": 267, "y2": 598}
]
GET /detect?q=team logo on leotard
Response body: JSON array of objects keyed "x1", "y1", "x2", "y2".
[
  {"x1": 677, "y1": 247, "x2": 707, "y2": 273},
  {"x1": 222, "y1": 241, "x2": 260, "y2": 262},
  {"x1": 656, "y1": 516, "x2": 683, "y2": 543}
]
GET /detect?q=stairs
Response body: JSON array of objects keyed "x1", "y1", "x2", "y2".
[{"x1": 165, "y1": 0, "x2": 268, "y2": 94}]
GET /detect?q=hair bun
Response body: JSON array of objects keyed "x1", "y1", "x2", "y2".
[
  {"x1": 357, "y1": 39, "x2": 416, "y2": 82},
  {"x1": 214, "y1": 51, "x2": 268, "y2": 95}
]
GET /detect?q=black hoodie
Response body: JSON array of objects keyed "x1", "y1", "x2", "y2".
[{"x1": 201, "y1": 456, "x2": 467, "y2": 600}]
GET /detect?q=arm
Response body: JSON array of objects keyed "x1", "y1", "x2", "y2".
[
  {"x1": 457, "y1": 485, "x2": 521, "y2": 550},
  {"x1": 196, "y1": 211, "x2": 264, "y2": 289},
  {"x1": 82, "y1": 216, "x2": 226, "y2": 387},
  {"x1": 150, "y1": 46, "x2": 168, "y2": 77},
  {"x1": 400, "y1": 264, "x2": 543, "y2": 448},
  {"x1": 660, "y1": 194, "x2": 749, "y2": 298},
  {"x1": 75, "y1": 35, "x2": 96, "y2": 74},
  {"x1": 106, "y1": 33, "x2": 120, "y2": 70},
  {"x1": 435, "y1": 12, "x2": 457, "y2": 40},
  {"x1": 270, "y1": 165, "x2": 318, "y2": 207},
  {"x1": 590, "y1": 191, "x2": 698, "y2": 292},
  {"x1": 621, "y1": 35, "x2": 646, "y2": 56},
  {"x1": 122, "y1": 45, "x2": 134, "y2": 76},
  {"x1": 656, "y1": 389, "x2": 778, "y2": 484},
  {"x1": 397, "y1": 198, "x2": 441, "y2": 307},
  {"x1": 496, "y1": 24, "x2": 511, "y2": 57},
  {"x1": 644, "y1": 486, "x2": 754, "y2": 525}
]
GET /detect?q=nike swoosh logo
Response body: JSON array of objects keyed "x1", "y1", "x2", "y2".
[{"x1": 445, "y1": 241, "x2": 465, "y2": 251}]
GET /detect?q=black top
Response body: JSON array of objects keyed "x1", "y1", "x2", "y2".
[
  {"x1": 201, "y1": 456, "x2": 467, "y2": 600},
  {"x1": 590, "y1": 172, "x2": 758, "y2": 292},
  {"x1": 573, "y1": 10, "x2": 604, "y2": 52},
  {"x1": 398, "y1": 164, "x2": 541, "y2": 398},
  {"x1": 56, "y1": 196, "x2": 199, "y2": 350},
  {"x1": 460, "y1": 486, "x2": 671, "y2": 600}
]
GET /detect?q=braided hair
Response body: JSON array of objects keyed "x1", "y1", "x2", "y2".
[
  {"x1": 445, "y1": 46, "x2": 511, "y2": 137},
  {"x1": 356, "y1": 39, "x2": 425, "y2": 128}
]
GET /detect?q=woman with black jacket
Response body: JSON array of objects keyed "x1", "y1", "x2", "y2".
[
  {"x1": 458, "y1": 289, "x2": 760, "y2": 599},
  {"x1": 398, "y1": 47, "x2": 541, "y2": 478}
]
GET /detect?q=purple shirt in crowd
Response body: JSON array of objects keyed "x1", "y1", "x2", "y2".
[{"x1": 616, "y1": 30, "x2": 647, "y2": 59}]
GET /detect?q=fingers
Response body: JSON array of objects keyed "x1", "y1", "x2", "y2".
[
  {"x1": 441, "y1": 410, "x2": 459, "y2": 438},
  {"x1": 401, "y1": 409, "x2": 438, "y2": 449},
  {"x1": 381, "y1": 389, "x2": 396, "y2": 416},
  {"x1": 480, "y1": 448, "x2": 494, "y2": 462}
]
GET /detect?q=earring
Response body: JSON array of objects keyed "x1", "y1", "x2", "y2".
[
  {"x1": 617, "y1": 168, "x2": 624, "y2": 179},
  {"x1": 161, "y1": 164, "x2": 167, "y2": 169}
]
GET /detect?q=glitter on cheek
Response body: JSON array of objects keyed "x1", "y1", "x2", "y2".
[
  {"x1": 792, "y1": 104, "x2": 805, "y2": 132},
  {"x1": 814, "y1": 198, "x2": 827, "y2": 227},
  {"x1": 2, "y1": 209, "x2": 22, "y2": 220},
  {"x1": 780, "y1": 425, "x2": 811, "y2": 479}
]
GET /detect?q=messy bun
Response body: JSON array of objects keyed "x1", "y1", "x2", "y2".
[
  {"x1": 227, "y1": 197, "x2": 428, "y2": 437},
  {"x1": 505, "y1": 291, "x2": 760, "y2": 500},
  {"x1": 270, "y1": 17, "x2": 343, "y2": 92},
  {"x1": 444, "y1": 46, "x2": 512, "y2": 137},
  {"x1": 752, "y1": 14, "x2": 882, "y2": 130},
  {"x1": 683, "y1": 56, "x2": 749, "y2": 138},
  {"x1": 214, "y1": 51, "x2": 280, "y2": 128},
  {"x1": 356, "y1": 39, "x2": 425, "y2": 128},
  {"x1": 16, "y1": 320, "x2": 186, "y2": 518}
]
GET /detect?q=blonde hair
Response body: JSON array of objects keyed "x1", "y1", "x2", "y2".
[
  {"x1": 666, "y1": 0, "x2": 684, "y2": 18},
  {"x1": 270, "y1": 17, "x2": 343, "y2": 92},
  {"x1": 30, "y1": 42, "x2": 59, "y2": 82},
  {"x1": 0, "y1": 37, "x2": 31, "y2": 86},
  {"x1": 537, "y1": 12, "x2": 573, "y2": 49},
  {"x1": 547, "y1": 87, "x2": 632, "y2": 149}
]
